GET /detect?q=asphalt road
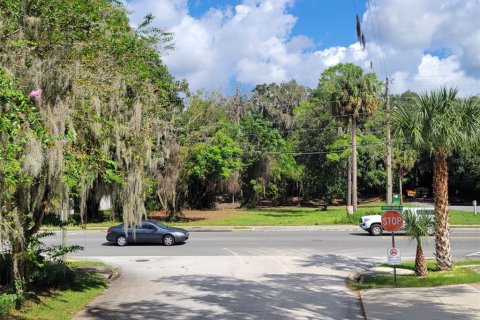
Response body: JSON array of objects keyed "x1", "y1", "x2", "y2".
[
  {"x1": 48, "y1": 229, "x2": 480, "y2": 260},
  {"x1": 43, "y1": 229, "x2": 479, "y2": 320}
]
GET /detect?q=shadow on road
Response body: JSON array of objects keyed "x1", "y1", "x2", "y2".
[
  {"x1": 300, "y1": 254, "x2": 376, "y2": 271},
  {"x1": 80, "y1": 272, "x2": 364, "y2": 319}
]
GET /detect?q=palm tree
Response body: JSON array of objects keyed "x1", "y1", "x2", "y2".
[
  {"x1": 403, "y1": 209, "x2": 433, "y2": 276},
  {"x1": 316, "y1": 63, "x2": 382, "y2": 212},
  {"x1": 393, "y1": 88, "x2": 480, "y2": 270},
  {"x1": 392, "y1": 147, "x2": 417, "y2": 204}
]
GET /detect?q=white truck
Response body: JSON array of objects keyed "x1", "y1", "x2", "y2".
[{"x1": 359, "y1": 207, "x2": 435, "y2": 236}]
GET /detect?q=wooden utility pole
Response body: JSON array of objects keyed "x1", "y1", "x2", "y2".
[{"x1": 385, "y1": 77, "x2": 392, "y2": 205}]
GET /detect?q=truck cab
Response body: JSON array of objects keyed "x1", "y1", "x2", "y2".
[{"x1": 359, "y1": 207, "x2": 435, "y2": 236}]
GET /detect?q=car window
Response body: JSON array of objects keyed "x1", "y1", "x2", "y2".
[{"x1": 141, "y1": 223, "x2": 156, "y2": 230}]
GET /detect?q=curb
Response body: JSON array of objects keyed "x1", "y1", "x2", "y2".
[{"x1": 43, "y1": 224, "x2": 480, "y2": 233}]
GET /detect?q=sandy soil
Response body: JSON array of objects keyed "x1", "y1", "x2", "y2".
[{"x1": 149, "y1": 202, "x2": 243, "y2": 222}]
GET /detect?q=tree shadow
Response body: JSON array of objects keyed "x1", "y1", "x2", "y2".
[
  {"x1": 362, "y1": 285, "x2": 480, "y2": 320},
  {"x1": 81, "y1": 272, "x2": 365, "y2": 319},
  {"x1": 299, "y1": 254, "x2": 377, "y2": 272}
]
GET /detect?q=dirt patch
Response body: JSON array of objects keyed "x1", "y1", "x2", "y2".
[{"x1": 149, "y1": 202, "x2": 243, "y2": 222}]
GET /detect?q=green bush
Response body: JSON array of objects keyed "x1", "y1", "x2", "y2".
[
  {"x1": 336, "y1": 211, "x2": 367, "y2": 224},
  {"x1": 34, "y1": 263, "x2": 75, "y2": 289},
  {"x1": 0, "y1": 293, "x2": 16, "y2": 317}
]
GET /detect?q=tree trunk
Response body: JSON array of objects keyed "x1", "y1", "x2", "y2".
[
  {"x1": 399, "y1": 170, "x2": 403, "y2": 204},
  {"x1": 351, "y1": 118, "x2": 358, "y2": 212},
  {"x1": 347, "y1": 155, "x2": 352, "y2": 207},
  {"x1": 11, "y1": 240, "x2": 25, "y2": 304},
  {"x1": 433, "y1": 151, "x2": 452, "y2": 270},
  {"x1": 415, "y1": 240, "x2": 428, "y2": 276}
]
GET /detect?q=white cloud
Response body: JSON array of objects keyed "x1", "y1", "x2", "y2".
[
  {"x1": 125, "y1": 0, "x2": 480, "y2": 96},
  {"x1": 363, "y1": 0, "x2": 480, "y2": 95}
]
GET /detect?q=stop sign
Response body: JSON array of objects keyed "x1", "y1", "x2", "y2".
[{"x1": 381, "y1": 210, "x2": 404, "y2": 232}]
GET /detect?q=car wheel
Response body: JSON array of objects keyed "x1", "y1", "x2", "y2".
[
  {"x1": 427, "y1": 225, "x2": 435, "y2": 236},
  {"x1": 163, "y1": 234, "x2": 175, "y2": 246},
  {"x1": 369, "y1": 224, "x2": 383, "y2": 236},
  {"x1": 116, "y1": 235, "x2": 127, "y2": 246}
]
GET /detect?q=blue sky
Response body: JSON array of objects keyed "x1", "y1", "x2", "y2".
[
  {"x1": 125, "y1": 0, "x2": 480, "y2": 96},
  {"x1": 187, "y1": 0, "x2": 368, "y2": 49}
]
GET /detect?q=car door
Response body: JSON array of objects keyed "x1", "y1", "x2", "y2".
[
  {"x1": 126, "y1": 224, "x2": 145, "y2": 243},
  {"x1": 141, "y1": 222, "x2": 161, "y2": 243}
]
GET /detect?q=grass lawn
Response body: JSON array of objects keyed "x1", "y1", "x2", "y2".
[
  {"x1": 8, "y1": 261, "x2": 108, "y2": 320},
  {"x1": 350, "y1": 260, "x2": 480, "y2": 290},
  {"x1": 169, "y1": 207, "x2": 480, "y2": 227},
  {"x1": 449, "y1": 210, "x2": 480, "y2": 225},
  {"x1": 51, "y1": 202, "x2": 480, "y2": 229}
]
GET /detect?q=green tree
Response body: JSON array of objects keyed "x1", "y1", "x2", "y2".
[
  {"x1": 403, "y1": 209, "x2": 433, "y2": 276},
  {"x1": 392, "y1": 146, "x2": 418, "y2": 204},
  {"x1": 184, "y1": 126, "x2": 243, "y2": 209},
  {"x1": 293, "y1": 100, "x2": 345, "y2": 206},
  {"x1": 240, "y1": 114, "x2": 301, "y2": 206},
  {"x1": 315, "y1": 63, "x2": 382, "y2": 212},
  {"x1": 0, "y1": 69, "x2": 50, "y2": 299},
  {"x1": 0, "y1": 0, "x2": 181, "y2": 298},
  {"x1": 250, "y1": 80, "x2": 311, "y2": 137},
  {"x1": 393, "y1": 88, "x2": 480, "y2": 270}
]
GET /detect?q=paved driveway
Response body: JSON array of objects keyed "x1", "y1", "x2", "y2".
[
  {"x1": 65, "y1": 229, "x2": 478, "y2": 320},
  {"x1": 74, "y1": 255, "x2": 366, "y2": 320}
]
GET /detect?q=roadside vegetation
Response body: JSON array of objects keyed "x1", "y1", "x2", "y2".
[
  {"x1": 2, "y1": 260, "x2": 108, "y2": 319},
  {"x1": 350, "y1": 260, "x2": 480, "y2": 290},
  {"x1": 54, "y1": 206, "x2": 480, "y2": 228}
]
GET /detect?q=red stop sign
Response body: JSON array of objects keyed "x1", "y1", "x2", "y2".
[{"x1": 381, "y1": 210, "x2": 404, "y2": 232}]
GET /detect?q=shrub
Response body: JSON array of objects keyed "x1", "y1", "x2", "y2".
[
  {"x1": 335, "y1": 211, "x2": 375, "y2": 224},
  {"x1": 0, "y1": 293, "x2": 16, "y2": 317}
]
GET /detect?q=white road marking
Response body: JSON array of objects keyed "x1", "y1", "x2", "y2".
[
  {"x1": 223, "y1": 247, "x2": 238, "y2": 256},
  {"x1": 466, "y1": 251, "x2": 480, "y2": 257}
]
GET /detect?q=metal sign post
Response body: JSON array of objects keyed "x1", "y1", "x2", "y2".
[
  {"x1": 392, "y1": 233, "x2": 397, "y2": 282},
  {"x1": 382, "y1": 210, "x2": 404, "y2": 284}
]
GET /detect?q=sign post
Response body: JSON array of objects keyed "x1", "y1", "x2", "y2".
[{"x1": 382, "y1": 210, "x2": 404, "y2": 283}]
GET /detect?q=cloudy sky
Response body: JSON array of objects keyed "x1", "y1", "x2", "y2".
[{"x1": 125, "y1": 0, "x2": 480, "y2": 95}]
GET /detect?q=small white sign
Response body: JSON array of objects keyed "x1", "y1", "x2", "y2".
[{"x1": 387, "y1": 247, "x2": 401, "y2": 265}]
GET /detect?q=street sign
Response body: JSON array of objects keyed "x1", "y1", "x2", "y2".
[
  {"x1": 392, "y1": 194, "x2": 400, "y2": 204},
  {"x1": 381, "y1": 210, "x2": 404, "y2": 232},
  {"x1": 387, "y1": 247, "x2": 401, "y2": 265},
  {"x1": 381, "y1": 205, "x2": 403, "y2": 210}
]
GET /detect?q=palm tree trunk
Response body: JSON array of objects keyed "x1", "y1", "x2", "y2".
[
  {"x1": 351, "y1": 118, "x2": 358, "y2": 212},
  {"x1": 433, "y1": 150, "x2": 452, "y2": 270},
  {"x1": 399, "y1": 170, "x2": 403, "y2": 204},
  {"x1": 415, "y1": 239, "x2": 428, "y2": 276},
  {"x1": 347, "y1": 155, "x2": 352, "y2": 207}
]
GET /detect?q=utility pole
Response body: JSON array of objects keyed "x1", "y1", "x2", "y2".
[
  {"x1": 61, "y1": 200, "x2": 67, "y2": 247},
  {"x1": 385, "y1": 77, "x2": 392, "y2": 205}
]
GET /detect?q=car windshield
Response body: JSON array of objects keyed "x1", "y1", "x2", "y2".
[{"x1": 153, "y1": 222, "x2": 167, "y2": 228}]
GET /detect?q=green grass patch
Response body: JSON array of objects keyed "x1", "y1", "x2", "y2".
[
  {"x1": 50, "y1": 205, "x2": 480, "y2": 229},
  {"x1": 170, "y1": 206, "x2": 383, "y2": 227},
  {"x1": 449, "y1": 210, "x2": 480, "y2": 225},
  {"x1": 350, "y1": 259, "x2": 480, "y2": 290},
  {"x1": 65, "y1": 260, "x2": 106, "y2": 268},
  {"x1": 9, "y1": 261, "x2": 108, "y2": 320}
]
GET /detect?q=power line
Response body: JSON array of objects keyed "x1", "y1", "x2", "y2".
[
  {"x1": 370, "y1": 0, "x2": 389, "y2": 77},
  {"x1": 256, "y1": 141, "x2": 407, "y2": 156},
  {"x1": 351, "y1": 0, "x2": 379, "y2": 77},
  {"x1": 366, "y1": 0, "x2": 386, "y2": 79}
]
